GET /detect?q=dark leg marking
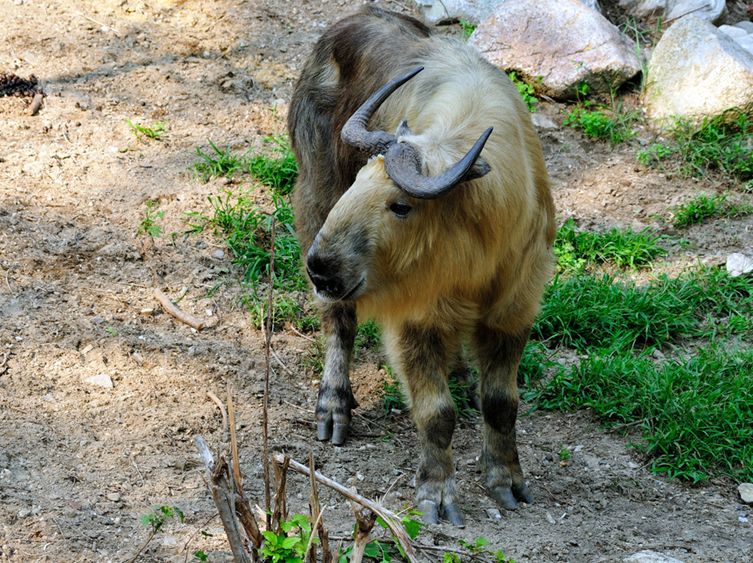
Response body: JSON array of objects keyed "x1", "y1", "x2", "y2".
[
  {"x1": 316, "y1": 301, "x2": 358, "y2": 445},
  {"x1": 474, "y1": 325, "x2": 533, "y2": 510}
]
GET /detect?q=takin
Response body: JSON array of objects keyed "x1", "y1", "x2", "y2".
[{"x1": 287, "y1": 6, "x2": 556, "y2": 526}]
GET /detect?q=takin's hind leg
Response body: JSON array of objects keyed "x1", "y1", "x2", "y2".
[
  {"x1": 388, "y1": 323, "x2": 464, "y2": 527},
  {"x1": 316, "y1": 301, "x2": 358, "y2": 445},
  {"x1": 473, "y1": 324, "x2": 533, "y2": 510}
]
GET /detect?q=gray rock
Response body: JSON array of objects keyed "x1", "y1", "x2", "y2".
[
  {"x1": 470, "y1": 0, "x2": 640, "y2": 99},
  {"x1": 644, "y1": 16, "x2": 753, "y2": 124},
  {"x1": 718, "y1": 25, "x2": 748, "y2": 40},
  {"x1": 413, "y1": 0, "x2": 502, "y2": 25},
  {"x1": 624, "y1": 551, "x2": 685, "y2": 563},
  {"x1": 739, "y1": 482, "x2": 753, "y2": 504},
  {"x1": 85, "y1": 373, "x2": 114, "y2": 389},
  {"x1": 619, "y1": 1, "x2": 725, "y2": 23},
  {"x1": 736, "y1": 36, "x2": 753, "y2": 56},
  {"x1": 727, "y1": 253, "x2": 753, "y2": 277},
  {"x1": 734, "y1": 21, "x2": 753, "y2": 34}
]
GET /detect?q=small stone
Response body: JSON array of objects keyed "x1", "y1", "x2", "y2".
[
  {"x1": 738, "y1": 482, "x2": 753, "y2": 504},
  {"x1": 211, "y1": 249, "x2": 225, "y2": 260},
  {"x1": 486, "y1": 507, "x2": 502, "y2": 520},
  {"x1": 624, "y1": 551, "x2": 685, "y2": 563},
  {"x1": 85, "y1": 373, "x2": 113, "y2": 389},
  {"x1": 17, "y1": 508, "x2": 31, "y2": 518},
  {"x1": 545, "y1": 511, "x2": 556, "y2": 524},
  {"x1": 140, "y1": 307, "x2": 155, "y2": 315},
  {"x1": 726, "y1": 253, "x2": 753, "y2": 277},
  {"x1": 107, "y1": 492, "x2": 121, "y2": 502}
]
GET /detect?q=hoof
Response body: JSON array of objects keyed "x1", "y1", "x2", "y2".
[
  {"x1": 316, "y1": 420, "x2": 332, "y2": 442},
  {"x1": 490, "y1": 483, "x2": 533, "y2": 510},
  {"x1": 442, "y1": 502, "x2": 465, "y2": 528},
  {"x1": 417, "y1": 500, "x2": 439, "y2": 525},
  {"x1": 331, "y1": 422, "x2": 349, "y2": 446}
]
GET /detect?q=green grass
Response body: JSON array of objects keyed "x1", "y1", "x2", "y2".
[
  {"x1": 671, "y1": 193, "x2": 753, "y2": 228},
  {"x1": 529, "y1": 343, "x2": 753, "y2": 482},
  {"x1": 127, "y1": 119, "x2": 166, "y2": 140},
  {"x1": 193, "y1": 136, "x2": 298, "y2": 194},
  {"x1": 458, "y1": 19, "x2": 476, "y2": 39},
  {"x1": 136, "y1": 199, "x2": 165, "y2": 239},
  {"x1": 507, "y1": 71, "x2": 537, "y2": 112},
  {"x1": 554, "y1": 218, "x2": 667, "y2": 272},
  {"x1": 563, "y1": 103, "x2": 640, "y2": 144}
]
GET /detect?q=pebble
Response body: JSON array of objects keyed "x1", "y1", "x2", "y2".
[
  {"x1": 624, "y1": 551, "x2": 684, "y2": 563},
  {"x1": 726, "y1": 253, "x2": 753, "y2": 277},
  {"x1": 106, "y1": 492, "x2": 121, "y2": 502},
  {"x1": 211, "y1": 249, "x2": 225, "y2": 260},
  {"x1": 486, "y1": 508, "x2": 502, "y2": 520},
  {"x1": 85, "y1": 373, "x2": 113, "y2": 389},
  {"x1": 738, "y1": 482, "x2": 753, "y2": 504}
]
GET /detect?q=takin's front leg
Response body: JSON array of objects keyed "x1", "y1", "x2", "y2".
[
  {"x1": 316, "y1": 301, "x2": 358, "y2": 445},
  {"x1": 473, "y1": 324, "x2": 533, "y2": 510},
  {"x1": 388, "y1": 323, "x2": 464, "y2": 527}
]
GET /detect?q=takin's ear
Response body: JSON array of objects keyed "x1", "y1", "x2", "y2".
[{"x1": 461, "y1": 156, "x2": 491, "y2": 182}]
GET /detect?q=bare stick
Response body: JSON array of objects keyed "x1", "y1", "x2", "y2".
[
  {"x1": 271, "y1": 455, "x2": 289, "y2": 531},
  {"x1": 227, "y1": 390, "x2": 243, "y2": 493},
  {"x1": 262, "y1": 218, "x2": 276, "y2": 526},
  {"x1": 29, "y1": 92, "x2": 43, "y2": 116},
  {"x1": 154, "y1": 287, "x2": 205, "y2": 330},
  {"x1": 207, "y1": 391, "x2": 228, "y2": 442},
  {"x1": 307, "y1": 451, "x2": 331, "y2": 563},
  {"x1": 194, "y1": 436, "x2": 252, "y2": 563},
  {"x1": 350, "y1": 499, "x2": 377, "y2": 563},
  {"x1": 273, "y1": 453, "x2": 418, "y2": 562}
]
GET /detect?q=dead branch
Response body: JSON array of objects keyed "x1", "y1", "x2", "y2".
[
  {"x1": 154, "y1": 287, "x2": 206, "y2": 330},
  {"x1": 273, "y1": 453, "x2": 419, "y2": 563},
  {"x1": 271, "y1": 455, "x2": 289, "y2": 531},
  {"x1": 228, "y1": 391, "x2": 243, "y2": 492},
  {"x1": 207, "y1": 391, "x2": 229, "y2": 442},
  {"x1": 308, "y1": 451, "x2": 331, "y2": 563},
  {"x1": 349, "y1": 498, "x2": 377, "y2": 563},
  {"x1": 262, "y1": 217, "x2": 276, "y2": 527},
  {"x1": 28, "y1": 92, "x2": 43, "y2": 116},
  {"x1": 194, "y1": 436, "x2": 253, "y2": 563}
]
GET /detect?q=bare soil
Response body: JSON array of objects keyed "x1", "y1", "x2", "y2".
[{"x1": 1, "y1": 1, "x2": 752, "y2": 562}]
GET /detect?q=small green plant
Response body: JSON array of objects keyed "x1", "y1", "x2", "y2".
[
  {"x1": 637, "y1": 142, "x2": 674, "y2": 166},
  {"x1": 507, "y1": 71, "x2": 537, "y2": 112},
  {"x1": 338, "y1": 511, "x2": 423, "y2": 562},
  {"x1": 132, "y1": 505, "x2": 185, "y2": 561},
  {"x1": 559, "y1": 446, "x2": 572, "y2": 463},
  {"x1": 458, "y1": 19, "x2": 476, "y2": 39},
  {"x1": 193, "y1": 141, "x2": 247, "y2": 182},
  {"x1": 671, "y1": 193, "x2": 753, "y2": 228},
  {"x1": 260, "y1": 513, "x2": 317, "y2": 563},
  {"x1": 382, "y1": 369, "x2": 406, "y2": 414},
  {"x1": 443, "y1": 537, "x2": 516, "y2": 562},
  {"x1": 355, "y1": 319, "x2": 381, "y2": 352},
  {"x1": 136, "y1": 199, "x2": 165, "y2": 239},
  {"x1": 127, "y1": 119, "x2": 166, "y2": 140},
  {"x1": 193, "y1": 550, "x2": 208, "y2": 562},
  {"x1": 554, "y1": 218, "x2": 667, "y2": 272},
  {"x1": 248, "y1": 135, "x2": 298, "y2": 195},
  {"x1": 563, "y1": 103, "x2": 639, "y2": 145}
]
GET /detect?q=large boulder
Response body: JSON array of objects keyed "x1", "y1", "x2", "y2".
[
  {"x1": 414, "y1": 0, "x2": 601, "y2": 25},
  {"x1": 618, "y1": 1, "x2": 726, "y2": 24},
  {"x1": 469, "y1": 0, "x2": 641, "y2": 99},
  {"x1": 644, "y1": 15, "x2": 753, "y2": 124}
]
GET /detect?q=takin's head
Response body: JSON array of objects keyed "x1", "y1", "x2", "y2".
[{"x1": 305, "y1": 67, "x2": 493, "y2": 311}]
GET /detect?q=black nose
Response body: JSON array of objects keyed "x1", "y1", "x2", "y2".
[{"x1": 306, "y1": 250, "x2": 344, "y2": 297}]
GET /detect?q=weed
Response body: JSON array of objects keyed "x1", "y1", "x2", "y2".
[
  {"x1": 136, "y1": 199, "x2": 165, "y2": 239},
  {"x1": 507, "y1": 71, "x2": 537, "y2": 112},
  {"x1": 382, "y1": 368, "x2": 406, "y2": 414},
  {"x1": 355, "y1": 319, "x2": 381, "y2": 352},
  {"x1": 302, "y1": 335, "x2": 325, "y2": 376},
  {"x1": 244, "y1": 292, "x2": 304, "y2": 330},
  {"x1": 193, "y1": 141, "x2": 246, "y2": 182},
  {"x1": 559, "y1": 447, "x2": 572, "y2": 463},
  {"x1": 261, "y1": 513, "x2": 317, "y2": 563},
  {"x1": 193, "y1": 550, "x2": 208, "y2": 562},
  {"x1": 671, "y1": 193, "x2": 753, "y2": 228},
  {"x1": 248, "y1": 135, "x2": 298, "y2": 195},
  {"x1": 670, "y1": 112, "x2": 753, "y2": 181},
  {"x1": 563, "y1": 103, "x2": 639, "y2": 144},
  {"x1": 554, "y1": 218, "x2": 667, "y2": 272},
  {"x1": 448, "y1": 375, "x2": 479, "y2": 419},
  {"x1": 132, "y1": 505, "x2": 185, "y2": 561},
  {"x1": 531, "y1": 343, "x2": 753, "y2": 482},
  {"x1": 636, "y1": 142, "x2": 674, "y2": 167},
  {"x1": 127, "y1": 119, "x2": 166, "y2": 140},
  {"x1": 458, "y1": 19, "x2": 476, "y2": 39},
  {"x1": 443, "y1": 537, "x2": 517, "y2": 562}
]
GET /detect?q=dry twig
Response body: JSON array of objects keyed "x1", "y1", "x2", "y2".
[
  {"x1": 29, "y1": 92, "x2": 43, "y2": 116},
  {"x1": 262, "y1": 218, "x2": 276, "y2": 526},
  {"x1": 273, "y1": 453, "x2": 419, "y2": 562},
  {"x1": 207, "y1": 391, "x2": 229, "y2": 442},
  {"x1": 154, "y1": 287, "x2": 206, "y2": 330},
  {"x1": 307, "y1": 451, "x2": 331, "y2": 563}
]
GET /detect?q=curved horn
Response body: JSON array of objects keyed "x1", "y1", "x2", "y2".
[
  {"x1": 340, "y1": 66, "x2": 424, "y2": 156},
  {"x1": 384, "y1": 127, "x2": 493, "y2": 199}
]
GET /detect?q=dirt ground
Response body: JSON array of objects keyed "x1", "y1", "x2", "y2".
[{"x1": 1, "y1": 1, "x2": 752, "y2": 562}]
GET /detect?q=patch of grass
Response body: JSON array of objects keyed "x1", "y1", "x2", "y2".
[
  {"x1": 554, "y1": 218, "x2": 667, "y2": 272},
  {"x1": 136, "y1": 199, "x2": 165, "y2": 239},
  {"x1": 670, "y1": 112, "x2": 753, "y2": 181},
  {"x1": 193, "y1": 136, "x2": 298, "y2": 193},
  {"x1": 355, "y1": 319, "x2": 381, "y2": 352},
  {"x1": 671, "y1": 192, "x2": 753, "y2": 228},
  {"x1": 248, "y1": 135, "x2": 298, "y2": 195},
  {"x1": 188, "y1": 190, "x2": 304, "y2": 289},
  {"x1": 382, "y1": 368, "x2": 406, "y2": 414},
  {"x1": 260, "y1": 513, "x2": 317, "y2": 563},
  {"x1": 243, "y1": 292, "x2": 303, "y2": 331},
  {"x1": 530, "y1": 343, "x2": 753, "y2": 482},
  {"x1": 636, "y1": 141, "x2": 674, "y2": 167},
  {"x1": 458, "y1": 18, "x2": 476, "y2": 39},
  {"x1": 507, "y1": 71, "x2": 537, "y2": 112},
  {"x1": 127, "y1": 119, "x2": 166, "y2": 140},
  {"x1": 563, "y1": 103, "x2": 640, "y2": 145},
  {"x1": 193, "y1": 141, "x2": 246, "y2": 182},
  {"x1": 533, "y1": 269, "x2": 753, "y2": 352}
]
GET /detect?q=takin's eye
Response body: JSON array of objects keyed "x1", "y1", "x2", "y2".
[{"x1": 388, "y1": 201, "x2": 413, "y2": 218}]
